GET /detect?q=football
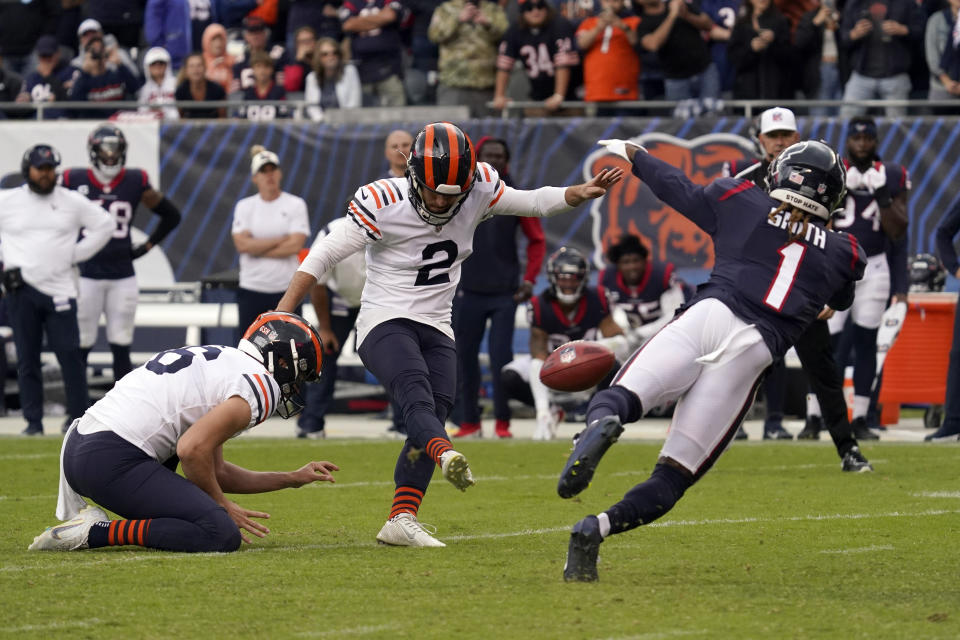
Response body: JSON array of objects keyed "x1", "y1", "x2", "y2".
[{"x1": 540, "y1": 341, "x2": 616, "y2": 392}]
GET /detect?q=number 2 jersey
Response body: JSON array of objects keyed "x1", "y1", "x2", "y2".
[
  {"x1": 61, "y1": 167, "x2": 151, "y2": 279},
  {"x1": 81, "y1": 345, "x2": 280, "y2": 462},
  {"x1": 629, "y1": 150, "x2": 867, "y2": 359},
  {"x1": 300, "y1": 162, "x2": 572, "y2": 346}
]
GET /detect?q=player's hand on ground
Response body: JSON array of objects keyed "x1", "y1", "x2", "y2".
[
  {"x1": 565, "y1": 167, "x2": 624, "y2": 206},
  {"x1": 290, "y1": 461, "x2": 340, "y2": 487},
  {"x1": 225, "y1": 500, "x2": 271, "y2": 543},
  {"x1": 318, "y1": 327, "x2": 339, "y2": 353}
]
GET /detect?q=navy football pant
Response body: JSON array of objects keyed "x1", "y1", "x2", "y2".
[
  {"x1": 452, "y1": 291, "x2": 516, "y2": 423},
  {"x1": 63, "y1": 430, "x2": 241, "y2": 552},
  {"x1": 358, "y1": 319, "x2": 456, "y2": 496},
  {"x1": 299, "y1": 300, "x2": 360, "y2": 433},
  {"x1": 235, "y1": 288, "x2": 285, "y2": 343}
]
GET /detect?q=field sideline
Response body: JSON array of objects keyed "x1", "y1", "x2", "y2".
[{"x1": 2, "y1": 426, "x2": 958, "y2": 639}]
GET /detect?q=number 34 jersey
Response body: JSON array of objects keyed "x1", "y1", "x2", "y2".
[
  {"x1": 61, "y1": 167, "x2": 151, "y2": 280},
  {"x1": 342, "y1": 162, "x2": 558, "y2": 346},
  {"x1": 82, "y1": 346, "x2": 279, "y2": 462}
]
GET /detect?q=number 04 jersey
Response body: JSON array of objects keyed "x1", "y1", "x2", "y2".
[
  {"x1": 300, "y1": 162, "x2": 572, "y2": 346},
  {"x1": 80, "y1": 346, "x2": 280, "y2": 462}
]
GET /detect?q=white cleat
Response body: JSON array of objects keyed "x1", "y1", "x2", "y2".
[
  {"x1": 28, "y1": 505, "x2": 108, "y2": 551},
  {"x1": 439, "y1": 450, "x2": 475, "y2": 491},
  {"x1": 376, "y1": 513, "x2": 446, "y2": 547}
]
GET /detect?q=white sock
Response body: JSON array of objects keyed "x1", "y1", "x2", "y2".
[
  {"x1": 806, "y1": 393, "x2": 821, "y2": 418},
  {"x1": 853, "y1": 395, "x2": 871, "y2": 420},
  {"x1": 597, "y1": 512, "x2": 611, "y2": 538}
]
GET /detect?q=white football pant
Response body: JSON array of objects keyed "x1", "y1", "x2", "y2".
[
  {"x1": 828, "y1": 253, "x2": 890, "y2": 332},
  {"x1": 77, "y1": 276, "x2": 139, "y2": 348}
]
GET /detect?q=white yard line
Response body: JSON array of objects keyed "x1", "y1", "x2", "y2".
[
  {"x1": 914, "y1": 491, "x2": 960, "y2": 498},
  {"x1": 0, "y1": 618, "x2": 102, "y2": 633},
  {"x1": 296, "y1": 624, "x2": 394, "y2": 637},
  {"x1": 819, "y1": 545, "x2": 895, "y2": 554}
]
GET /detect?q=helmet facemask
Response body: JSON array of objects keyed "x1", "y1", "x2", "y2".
[
  {"x1": 547, "y1": 247, "x2": 589, "y2": 305},
  {"x1": 407, "y1": 168, "x2": 473, "y2": 228},
  {"x1": 89, "y1": 126, "x2": 127, "y2": 181},
  {"x1": 406, "y1": 123, "x2": 478, "y2": 229}
]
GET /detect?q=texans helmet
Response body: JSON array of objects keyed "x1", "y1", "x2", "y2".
[
  {"x1": 908, "y1": 253, "x2": 947, "y2": 292},
  {"x1": 547, "y1": 247, "x2": 589, "y2": 305},
  {"x1": 767, "y1": 140, "x2": 846, "y2": 220},
  {"x1": 240, "y1": 311, "x2": 323, "y2": 419},
  {"x1": 88, "y1": 123, "x2": 128, "y2": 180},
  {"x1": 407, "y1": 122, "x2": 477, "y2": 228}
]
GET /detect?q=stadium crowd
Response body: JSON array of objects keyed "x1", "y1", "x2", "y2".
[{"x1": 1, "y1": 0, "x2": 959, "y2": 119}]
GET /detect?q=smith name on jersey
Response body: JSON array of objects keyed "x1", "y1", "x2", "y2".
[{"x1": 62, "y1": 167, "x2": 151, "y2": 279}]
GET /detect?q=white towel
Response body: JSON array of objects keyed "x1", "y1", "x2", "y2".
[
  {"x1": 695, "y1": 323, "x2": 764, "y2": 367},
  {"x1": 55, "y1": 419, "x2": 87, "y2": 521}
]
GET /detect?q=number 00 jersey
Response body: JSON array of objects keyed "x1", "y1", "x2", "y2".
[
  {"x1": 302, "y1": 161, "x2": 571, "y2": 346},
  {"x1": 81, "y1": 346, "x2": 280, "y2": 462},
  {"x1": 62, "y1": 167, "x2": 151, "y2": 280}
]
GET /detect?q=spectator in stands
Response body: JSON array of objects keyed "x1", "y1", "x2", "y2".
[
  {"x1": 237, "y1": 50, "x2": 292, "y2": 119},
  {"x1": 340, "y1": 0, "x2": 408, "y2": 107},
  {"x1": 144, "y1": 0, "x2": 192, "y2": 71},
  {"x1": 796, "y1": 0, "x2": 844, "y2": 115},
  {"x1": 429, "y1": 0, "x2": 508, "y2": 116},
  {"x1": 382, "y1": 128, "x2": 413, "y2": 177},
  {"x1": 452, "y1": 137, "x2": 546, "y2": 440},
  {"x1": 231, "y1": 16, "x2": 288, "y2": 94},
  {"x1": 839, "y1": 0, "x2": 924, "y2": 117},
  {"x1": 925, "y1": 0, "x2": 960, "y2": 107},
  {"x1": 231, "y1": 146, "x2": 310, "y2": 337},
  {"x1": 701, "y1": 0, "x2": 740, "y2": 97},
  {"x1": 68, "y1": 19, "x2": 140, "y2": 83},
  {"x1": 0, "y1": 60, "x2": 24, "y2": 119},
  {"x1": 67, "y1": 35, "x2": 143, "y2": 119},
  {"x1": 405, "y1": 0, "x2": 444, "y2": 105},
  {"x1": 575, "y1": 0, "x2": 641, "y2": 113},
  {"x1": 138, "y1": 46, "x2": 180, "y2": 120},
  {"x1": 175, "y1": 52, "x2": 227, "y2": 118},
  {"x1": 557, "y1": 0, "x2": 602, "y2": 28},
  {"x1": 0, "y1": 144, "x2": 113, "y2": 436},
  {"x1": 727, "y1": 0, "x2": 794, "y2": 101},
  {"x1": 16, "y1": 36, "x2": 69, "y2": 120},
  {"x1": 284, "y1": 26, "x2": 317, "y2": 93},
  {"x1": 0, "y1": 0, "x2": 59, "y2": 76},
  {"x1": 287, "y1": 0, "x2": 343, "y2": 46},
  {"x1": 189, "y1": 0, "x2": 214, "y2": 53},
  {"x1": 201, "y1": 23, "x2": 236, "y2": 94},
  {"x1": 86, "y1": 0, "x2": 145, "y2": 48},
  {"x1": 493, "y1": 0, "x2": 580, "y2": 116},
  {"x1": 303, "y1": 37, "x2": 362, "y2": 121},
  {"x1": 636, "y1": 0, "x2": 720, "y2": 115},
  {"x1": 297, "y1": 217, "x2": 366, "y2": 439},
  {"x1": 926, "y1": 201, "x2": 960, "y2": 441}
]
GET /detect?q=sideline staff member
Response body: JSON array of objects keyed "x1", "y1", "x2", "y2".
[{"x1": 0, "y1": 144, "x2": 113, "y2": 436}]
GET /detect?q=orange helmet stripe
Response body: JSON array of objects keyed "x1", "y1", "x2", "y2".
[
  {"x1": 242, "y1": 312, "x2": 323, "y2": 370},
  {"x1": 445, "y1": 124, "x2": 459, "y2": 188},
  {"x1": 423, "y1": 124, "x2": 436, "y2": 190}
]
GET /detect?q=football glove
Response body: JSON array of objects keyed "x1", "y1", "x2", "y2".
[{"x1": 598, "y1": 139, "x2": 645, "y2": 162}]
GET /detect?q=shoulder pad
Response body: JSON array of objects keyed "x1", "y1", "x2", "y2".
[
  {"x1": 354, "y1": 178, "x2": 406, "y2": 212},
  {"x1": 474, "y1": 162, "x2": 501, "y2": 188}
]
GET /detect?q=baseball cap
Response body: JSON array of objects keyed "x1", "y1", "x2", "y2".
[
  {"x1": 759, "y1": 107, "x2": 797, "y2": 135},
  {"x1": 144, "y1": 46, "x2": 172, "y2": 67},
  {"x1": 25, "y1": 144, "x2": 61, "y2": 169},
  {"x1": 848, "y1": 117, "x2": 878, "y2": 139},
  {"x1": 77, "y1": 18, "x2": 103, "y2": 37},
  {"x1": 243, "y1": 16, "x2": 268, "y2": 31},
  {"x1": 251, "y1": 148, "x2": 280, "y2": 174},
  {"x1": 35, "y1": 35, "x2": 58, "y2": 57}
]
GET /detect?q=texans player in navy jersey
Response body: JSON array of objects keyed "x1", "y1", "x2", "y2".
[
  {"x1": 559, "y1": 139, "x2": 867, "y2": 582},
  {"x1": 808, "y1": 117, "x2": 909, "y2": 440},
  {"x1": 501, "y1": 247, "x2": 628, "y2": 439},
  {"x1": 62, "y1": 124, "x2": 182, "y2": 386}
]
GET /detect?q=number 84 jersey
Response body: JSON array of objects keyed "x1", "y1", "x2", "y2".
[{"x1": 345, "y1": 164, "x2": 509, "y2": 345}]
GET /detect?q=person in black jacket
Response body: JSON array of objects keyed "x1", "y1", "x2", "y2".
[
  {"x1": 795, "y1": 0, "x2": 846, "y2": 115},
  {"x1": 727, "y1": 0, "x2": 794, "y2": 100}
]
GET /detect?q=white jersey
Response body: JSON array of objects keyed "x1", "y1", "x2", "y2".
[
  {"x1": 80, "y1": 345, "x2": 280, "y2": 462},
  {"x1": 232, "y1": 191, "x2": 310, "y2": 293},
  {"x1": 299, "y1": 163, "x2": 571, "y2": 345},
  {"x1": 312, "y1": 217, "x2": 366, "y2": 308}
]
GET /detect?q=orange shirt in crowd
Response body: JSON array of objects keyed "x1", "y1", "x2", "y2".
[{"x1": 576, "y1": 16, "x2": 642, "y2": 102}]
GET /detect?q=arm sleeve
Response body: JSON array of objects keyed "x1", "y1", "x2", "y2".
[
  {"x1": 935, "y1": 201, "x2": 960, "y2": 275},
  {"x1": 74, "y1": 198, "x2": 115, "y2": 263},
  {"x1": 147, "y1": 197, "x2": 182, "y2": 245},
  {"x1": 519, "y1": 217, "x2": 546, "y2": 283},
  {"x1": 925, "y1": 13, "x2": 946, "y2": 77},
  {"x1": 630, "y1": 150, "x2": 718, "y2": 234},
  {"x1": 488, "y1": 184, "x2": 572, "y2": 218},
  {"x1": 885, "y1": 234, "x2": 909, "y2": 296},
  {"x1": 298, "y1": 215, "x2": 370, "y2": 280}
]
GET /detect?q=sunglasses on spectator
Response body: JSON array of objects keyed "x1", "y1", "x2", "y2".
[
  {"x1": 522, "y1": 1, "x2": 548, "y2": 10},
  {"x1": 319, "y1": 49, "x2": 340, "y2": 57}
]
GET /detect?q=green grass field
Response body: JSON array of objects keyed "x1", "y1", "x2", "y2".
[{"x1": 3, "y1": 437, "x2": 959, "y2": 639}]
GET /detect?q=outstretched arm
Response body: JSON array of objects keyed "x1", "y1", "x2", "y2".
[{"x1": 489, "y1": 168, "x2": 623, "y2": 218}]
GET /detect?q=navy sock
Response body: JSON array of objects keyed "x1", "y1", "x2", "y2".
[
  {"x1": 585, "y1": 385, "x2": 643, "y2": 426},
  {"x1": 851, "y1": 325, "x2": 878, "y2": 396},
  {"x1": 109, "y1": 343, "x2": 132, "y2": 381},
  {"x1": 604, "y1": 463, "x2": 692, "y2": 535}
]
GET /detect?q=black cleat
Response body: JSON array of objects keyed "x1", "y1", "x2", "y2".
[
  {"x1": 841, "y1": 445, "x2": 873, "y2": 472},
  {"x1": 558, "y1": 416, "x2": 624, "y2": 499},
  {"x1": 563, "y1": 515, "x2": 602, "y2": 582},
  {"x1": 797, "y1": 415, "x2": 823, "y2": 440},
  {"x1": 851, "y1": 417, "x2": 879, "y2": 441},
  {"x1": 734, "y1": 425, "x2": 748, "y2": 440},
  {"x1": 762, "y1": 422, "x2": 793, "y2": 440},
  {"x1": 924, "y1": 425, "x2": 960, "y2": 442},
  {"x1": 20, "y1": 422, "x2": 43, "y2": 437}
]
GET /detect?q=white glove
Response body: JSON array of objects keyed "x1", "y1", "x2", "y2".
[
  {"x1": 534, "y1": 410, "x2": 554, "y2": 441},
  {"x1": 862, "y1": 164, "x2": 887, "y2": 193},
  {"x1": 598, "y1": 139, "x2": 645, "y2": 162},
  {"x1": 845, "y1": 166, "x2": 864, "y2": 191}
]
